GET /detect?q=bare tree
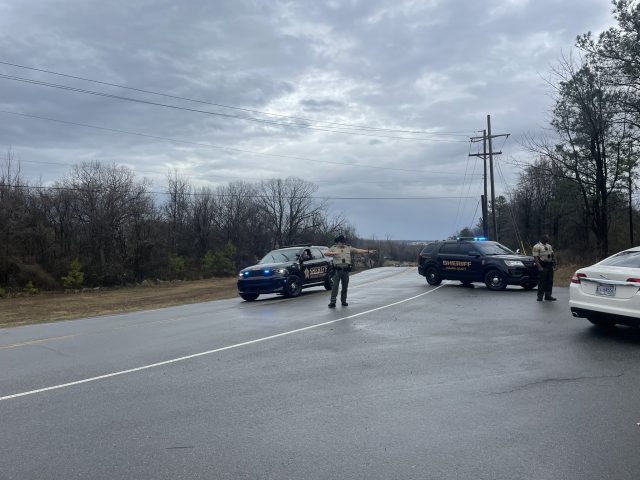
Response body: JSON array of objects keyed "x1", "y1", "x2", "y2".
[
  {"x1": 164, "y1": 169, "x2": 192, "y2": 255},
  {"x1": 189, "y1": 186, "x2": 219, "y2": 259},
  {"x1": 256, "y1": 178, "x2": 325, "y2": 247},
  {"x1": 524, "y1": 53, "x2": 634, "y2": 257},
  {"x1": 61, "y1": 161, "x2": 153, "y2": 284}
]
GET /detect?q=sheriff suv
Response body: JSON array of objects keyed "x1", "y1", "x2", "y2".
[
  {"x1": 417, "y1": 238, "x2": 539, "y2": 291},
  {"x1": 237, "y1": 244, "x2": 333, "y2": 301}
]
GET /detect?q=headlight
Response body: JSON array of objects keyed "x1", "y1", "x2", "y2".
[
  {"x1": 264, "y1": 268, "x2": 287, "y2": 276},
  {"x1": 504, "y1": 260, "x2": 525, "y2": 267},
  {"x1": 238, "y1": 271, "x2": 249, "y2": 278}
]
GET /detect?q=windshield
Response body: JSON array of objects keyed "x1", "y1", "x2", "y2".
[
  {"x1": 258, "y1": 248, "x2": 300, "y2": 264},
  {"x1": 476, "y1": 242, "x2": 515, "y2": 255},
  {"x1": 599, "y1": 250, "x2": 640, "y2": 268}
]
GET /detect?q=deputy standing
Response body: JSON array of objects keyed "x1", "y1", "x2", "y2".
[
  {"x1": 324, "y1": 235, "x2": 376, "y2": 308},
  {"x1": 532, "y1": 234, "x2": 557, "y2": 301}
]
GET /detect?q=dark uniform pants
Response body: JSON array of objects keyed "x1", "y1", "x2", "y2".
[
  {"x1": 537, "y1": 264, "x2": 554, "y2": 299},
  {"x1": 331, "y1": 267, "x2": 350, "y2": 303}
]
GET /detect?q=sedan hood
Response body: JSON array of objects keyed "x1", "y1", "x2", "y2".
[{"x1": 241, "y1": 262, "x2": 295, "y2": 272}]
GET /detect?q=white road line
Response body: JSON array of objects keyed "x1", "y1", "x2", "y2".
[{"x1": 0, "y1": 285, "x2": 445, "y2": 401}]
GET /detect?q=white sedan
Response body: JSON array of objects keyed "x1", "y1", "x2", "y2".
[{"x1": 570, "y1": 247, "x2": 640, "y2": 327}]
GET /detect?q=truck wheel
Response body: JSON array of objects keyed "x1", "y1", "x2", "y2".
[
  {"x1": 284, "y1": 275, "x2": 302, "y2": 297},
  {"x1": 323, "y1": 277, "x2": 333, "y2": 290},
  {"x1": 521, "y1": 282, "x2": 537, "y2": 290},
  {"x1": 484, "y1": 270, "x2": 507, "y2": 291},
  {"x1": 240, "y1": 293, "x2": 259, "y2": 301},
  {"x1": 425, "y1": 267, "x2": 442, "y2": 286}
]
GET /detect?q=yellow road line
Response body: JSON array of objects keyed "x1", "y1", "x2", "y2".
[{"x1": 0, "y1": 333, "x2": 81, "y2": 349}]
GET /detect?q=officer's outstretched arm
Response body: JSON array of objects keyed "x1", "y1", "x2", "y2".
[{"x1": 353, "y1": 248, "x2": 376, "y2": 254}]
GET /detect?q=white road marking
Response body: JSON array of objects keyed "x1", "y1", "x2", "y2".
[{"x1": 0, "y1": 284, "x2": 445, "y2": 401}]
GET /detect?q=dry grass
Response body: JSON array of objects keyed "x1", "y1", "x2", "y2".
[
  {"x1": 0, "y1": 278, "x2": 238, "y2": 328},
  {"x1": 554, "y1": 263, "x2": 579, "y2": 287}
]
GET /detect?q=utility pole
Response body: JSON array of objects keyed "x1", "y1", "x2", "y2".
[
  {"x1": 469, "y1": 115, "x2": 509, "y2": 241},
  {"x1": 629, "y1": 157, "x2": 635, "y2": 247},
  {"x1": 488, "y1": 115, "x2": 497, "y2": 241}
]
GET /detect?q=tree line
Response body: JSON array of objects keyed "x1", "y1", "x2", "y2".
[{"x1": 0, "y1": 155, "x2": 366, "y2": 291}]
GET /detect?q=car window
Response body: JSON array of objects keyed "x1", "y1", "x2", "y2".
[
  {"x1": 460, "y1": 243, "x2": 479, "y2": 255},
  {"x1": 475, "y1": 242, "x2": 514, "y2": 255},
  {"x1": 258, "y1": 248, "x2": 300, "y2": 264},
  {"x1": 439, "y1": 243, "x2": 459, "y2": 254},
  {"x1": 311, "y1": 248, "x2": 325, "y2": 260},
  {"x1": 421, "y1": 243, "x2": 439, "y2": 254},
  {"x1": 599, "y1": 250, "x2": 640, "y2": 268}
]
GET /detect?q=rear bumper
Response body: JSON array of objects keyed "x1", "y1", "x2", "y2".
[
  {"x1": 569, "y1": 284, "x2": 640, "y2": 322},
  {"x1": 571, "y1": 307, "x2": 640, "y2": 327}
]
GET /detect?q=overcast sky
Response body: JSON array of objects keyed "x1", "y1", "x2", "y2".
[{"x1": 0, "y1": 0, "x2": 617, "y2": 242}]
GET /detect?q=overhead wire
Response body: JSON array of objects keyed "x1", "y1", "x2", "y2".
[
  {"x1": 0, "y1": 60, "x2": 475, "y2": 137},
  {"x1": 11, "y1": 158, "x2": 483, "y2": 184},
  {"x1": 0, "y1": 73, "x2": 471, "y2": 143},
  {"x1": 469, "y1": 198, "x2": 481, "y2": 231},
  {"x1": 496, "y1": 159, "x2": 526, "y2": 251},
  {"x1": 451, "y1": 140, "x2": 474, "y2": 235},
  {"x1": 459, "y1": 154, "x2": 481, "y2": 231},
  {"x1": 1, "y1": 183, "x2": 476, "y2": 200},
  {"x1": 0, "y1": 110, "x2": 483, "y2": 176}
]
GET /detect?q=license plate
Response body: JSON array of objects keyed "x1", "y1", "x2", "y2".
[{"x1": 595, "y1": 284, "x2": 616, "y2": 297}]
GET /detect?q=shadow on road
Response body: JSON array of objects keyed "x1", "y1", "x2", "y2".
[{"x1": 579, "y1": 324, "x2": 640, "y2": 346}]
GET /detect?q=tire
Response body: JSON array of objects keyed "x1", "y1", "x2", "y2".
[
  {"x1": 425, "y1": 266, "x2": 442, "y2": 286},
  {"x1": 324, "y1": 277, "x2": 333, "y2": 290},
  {"x1": 588, "y1": 317, "x2": 616, "y2": 328},
  {"x1": 240, "y1": 292, "x2": 259, "y2": 301},
  {"x1": 283, "y1": 275, "x2": 302, "y2": 297},
  {"x1": 522, "y1": 282, "x2": 537, "y2": 290},
  {"x1": 484, "y1": 270, "x2": 507, "y2": 291}
]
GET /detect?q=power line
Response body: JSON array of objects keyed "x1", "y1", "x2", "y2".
[
  {"x1": 0, "y1": 110, "x2": 483, "y2": 176},
  {"x1": 451, "y1": 141, "x2": 475, "y2": 234},
  {"x1": 1, "y1": 183, "x2": 476, "y2": 200},
  {"x1": 14, "y1": 159, "x2": 483, "y2": 183},
  {"x1": 0, "y1": 59, "x2": 474, "y2": 137},
  {"x1": 0, "y1": 73, "x2": 470, "y2": 143}
]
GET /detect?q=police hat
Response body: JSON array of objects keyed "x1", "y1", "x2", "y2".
[{"x1": 335, "y1": 234, "x2": 347, "y2": 243}]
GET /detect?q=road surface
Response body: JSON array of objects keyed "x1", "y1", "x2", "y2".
[{"x1": 2, "y1": 267, "x2": 640, "y2": 479}]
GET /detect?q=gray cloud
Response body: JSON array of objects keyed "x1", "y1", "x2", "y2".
[{"x1": 0, "y1": 0, "x2": 615, "y2": 240}]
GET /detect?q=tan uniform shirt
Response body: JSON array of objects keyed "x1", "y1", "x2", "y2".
[
  {"x1": 532, "y1": 242, "x2": 554, "y2": 263},
  {"x1": 327, "y1": 244, "x2": 353, "y2": 267}
]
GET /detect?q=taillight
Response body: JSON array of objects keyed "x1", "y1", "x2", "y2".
[
  {"x1": 626, "y1": 278, "x2": 640, "y2": 283},
  {"x1": 571, "y1": 272, "x2": 587, "y2": 284}
]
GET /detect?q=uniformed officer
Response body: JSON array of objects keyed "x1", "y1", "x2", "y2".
[
  {"x1": 532, "y1": 234, "x2": 557, "y2": 301},
  {"x1": 323, "y1": 235, "x2": 376, "y2": 308}
]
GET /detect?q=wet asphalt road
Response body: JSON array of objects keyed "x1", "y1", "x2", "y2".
[{"x1": 1, "y1": 267, "x2": 640, "y2": 480}]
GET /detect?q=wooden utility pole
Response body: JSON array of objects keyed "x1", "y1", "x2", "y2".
[
  {"x1": 629, "y1": 161, "x2": 635, "y2": 246},
  {"x1": 469, "y1": 116, "x2": 509, "y2": 241},
  {"x1": 482, "y1": 130, "x2": 488, "y2": 238}
]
